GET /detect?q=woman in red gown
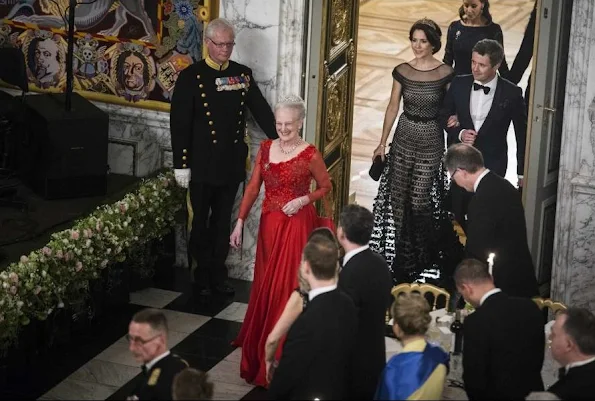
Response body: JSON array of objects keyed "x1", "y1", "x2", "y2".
[{"x1": 229, "y1": 95, "x2": 332, "y2": 387}]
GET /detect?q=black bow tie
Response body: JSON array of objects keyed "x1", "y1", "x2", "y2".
[
  {"x1": 141, "y1": 365, "x2": 148, "y2": 376},
  {"x1": 558, "y1": 367, "x2": 566, "y2": 379},
  {"x1": 473, "y1": 82, "x2": 491, "y2": 94}
]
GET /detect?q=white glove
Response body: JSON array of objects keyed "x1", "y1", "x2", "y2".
[{"x1": 174, "y1": 168, "x2": 191, "y2": 188}]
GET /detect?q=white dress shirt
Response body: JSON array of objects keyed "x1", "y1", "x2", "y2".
[
  {"x1": 479, "y1": 288, "x2": 502, "y2": 306},
  {"x1": 459, "y1": 75, "x2": 498, "y2": 140},
  {"x1": 470, "y1": 75, "x2": 498, "y2": 131},
  {"x1": 342, "y1": 244, "x2": 369, "y2": 267},
  {"x1": 145, "y1": 350, "x2": 170, "y2": 370},
  {"x1": 473, "y1": 169, "x2": 490, "y2": 192},
  {"x1": 308, "y1": 284, "x2": 337, "y2": 301},
  {"x1": 565, "y1": 356, "x2": 595, "y2": 373}
]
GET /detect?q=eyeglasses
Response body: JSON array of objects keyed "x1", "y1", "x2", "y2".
[
  {"x1": 208, "y1": 38, "x2": 235, "y2": 49},
  {"x1": 126, "y1": 333, "x2": 161, "y2": 345},
  {"x1": 450, "y1": 168, "x2": 461, "y2": 179}
]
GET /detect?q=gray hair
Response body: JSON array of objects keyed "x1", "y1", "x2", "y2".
[
  {"x1": 275, "y1": 94, "x2": 306, "y2": 120},
  {"x1": 443, "y1": 143, "x2": 484, "y2": 174},
  {"x1": 205, "y1": 18, "x2": 235, "y2": 39}
]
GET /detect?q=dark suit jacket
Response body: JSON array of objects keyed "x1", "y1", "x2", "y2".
[
  {"x1": 132, "y1": 353, "x2": 188, "y2": 400},
  {"x1": 170, "y1": 59, "x2": 277, "y2": 185},
  {"x1": 439, "y1": 74, "x2": 527, "y2": 176},
  {"x1": 549, "y1": 359, "x2": 595, "y2": 400},
  {"x1": 466, "y1": 172, "x2": 539, "y2": 297},
  {"x1": 508, "y1": 2, "x2": 537, "y2": 85},
  {"x1": 463, "y1": 291, "x2": 545, "y2": 400},
  {"x1": 339, "y1": 248, "x2": 393, "y2": 399},
  {"x1": 268, "y1": 289, "x2": 357, "y2": 400}
]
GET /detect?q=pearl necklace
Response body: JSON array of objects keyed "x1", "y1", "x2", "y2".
[{"x1": 279, "y1": 138, "x2": 302, "y2": 155}]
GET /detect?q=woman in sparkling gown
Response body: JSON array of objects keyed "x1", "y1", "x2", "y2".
[
  {"x1": 370, "y1": 19, "x2": 463, "y2": 286},
  {"x1": 229, "y1": 95, "x2": 332, "y2": 387}
]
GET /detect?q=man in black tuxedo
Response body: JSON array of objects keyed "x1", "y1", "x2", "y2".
[
  {"x1": 444, "y1": 143, "x2": 539, "y2": 297},
  {"x1": 439, "y1": 38, "x2": 527, "y2": 229},
  {"x1": 268, "y1": 235, "x2": 357, "y2": 400},
  {"x1": 336, "y1": 204, "x2": 392, "y2": 399},
  {"x1": 454, "y1": 259, "x2": 544, "y2": 400},
  {"x1": 170, "y1": 18, "x2": 277, "y2": 297},
  {"x1": 546, "y1": 307, "x2": 595, "y2": 400}
]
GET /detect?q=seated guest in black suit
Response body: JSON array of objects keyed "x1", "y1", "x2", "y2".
[
  {"x1": 268, "y1": 235, "x2": 357, "y2": 400},
  {"x1": 547, "y1": 307, "x2": 595, "y2": 400},
  {"x1": 455, "y1": 258, "x2": 544, "y2": 400},
  {"x1": 444, "y1": 143, "x2": 539, "y2": 298},
  {"x1": 337, "y1": 204, "x2": 393, "y2": 399},
  {"x1": 127, "y1": 309, "x2": 189, "y2": 401}
]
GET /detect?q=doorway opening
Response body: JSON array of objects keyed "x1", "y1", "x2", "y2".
[{"x1": 349, "y1": 0, "x2": 536, "y2": 210}]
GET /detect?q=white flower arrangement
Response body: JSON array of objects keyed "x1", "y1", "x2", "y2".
[{"x1": 0, "y1": 171, "x2": 184, "y2": 351}]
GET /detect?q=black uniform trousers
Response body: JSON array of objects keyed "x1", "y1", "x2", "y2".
[{"x1": 189, "y1": 181, "x2": 240, "y2": 288}]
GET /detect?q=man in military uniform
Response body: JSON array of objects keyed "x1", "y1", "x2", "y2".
[
  {"x1": 170, "y1": 18, "x2": 277, "y2": 296},
  {"x1": 127, "y1": 309, "x2": 189, "y2": 401}
]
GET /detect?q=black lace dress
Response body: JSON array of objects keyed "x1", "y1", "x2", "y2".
[{"x1": 370, "y1": 63, "x2": 463, "y2": 286}]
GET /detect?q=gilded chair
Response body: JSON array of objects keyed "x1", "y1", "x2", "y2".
[
  {"x1": 391, "y1": 283, "x2": 451, "y2": 311},
  {"x1": 532, "y1": 297, "x2": 568, "y2": 315}
]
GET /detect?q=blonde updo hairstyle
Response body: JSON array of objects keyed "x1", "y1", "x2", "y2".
[{"x1": 391, "y1": 292, "x2": 432, "y2": 336}]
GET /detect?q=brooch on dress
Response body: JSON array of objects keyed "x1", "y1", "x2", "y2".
[
  {"x1": 264, "y1": 162, "x2": 270, "y2": 171},
  {"x1": 455, "y1": 30, "x2": 461, "y2": 40}
]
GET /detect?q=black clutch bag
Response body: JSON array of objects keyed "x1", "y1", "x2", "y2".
[{"x1": 369, "y1": 155, "x2": 386, "y2": 181}]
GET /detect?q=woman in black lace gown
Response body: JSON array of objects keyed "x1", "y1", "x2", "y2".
[{"x1": 370, "y1": 19, "x2": 463, "y2": 286}]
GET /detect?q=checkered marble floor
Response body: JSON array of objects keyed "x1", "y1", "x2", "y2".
[{"x1": 17, "y1": 263, "x2": 466, "y2": 400}]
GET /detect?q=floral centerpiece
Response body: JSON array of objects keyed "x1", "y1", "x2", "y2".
[{"x1": 0, "y1": 171, "x2": 184, "y2": 351}]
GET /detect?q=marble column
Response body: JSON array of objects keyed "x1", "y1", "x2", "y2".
[
  {"x1": 551, "y1": 0, "x2": 595, "y2": 311},
  {"x1": 221, "y1": 0, "x2": 307, "y2": 280}
]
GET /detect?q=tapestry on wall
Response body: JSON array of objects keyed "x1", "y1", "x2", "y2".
[{"x1": 0, "y1": 0, "x2": 215, "y2": 110}]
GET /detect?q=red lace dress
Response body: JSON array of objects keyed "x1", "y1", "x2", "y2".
[{"x1": 232, "y1": 139, "x2": 331, "y2": 387}]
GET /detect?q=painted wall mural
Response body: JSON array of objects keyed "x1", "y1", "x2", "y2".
[{"x1": 0, "y1": 0, "x2": 216, "y2": 110}]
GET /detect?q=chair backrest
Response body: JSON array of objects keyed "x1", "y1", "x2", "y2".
[
  {"x1": 0, "y1": 48, "x2": 28, "y2": 93},
  {"x1": 533, "y1": 297, "x2": 568, "y2": 315},
  {"x1": 391, "y1": 283, "x2": 451, "y2": 311}
]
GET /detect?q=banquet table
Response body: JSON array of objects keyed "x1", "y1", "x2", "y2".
[{"x1": 385, "y1": 308, "x2": 559, "y2": 400}]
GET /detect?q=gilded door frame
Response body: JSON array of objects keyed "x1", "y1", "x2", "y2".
[{"x1": 309, "y1": 0, "x2": 359, "y2": 222}]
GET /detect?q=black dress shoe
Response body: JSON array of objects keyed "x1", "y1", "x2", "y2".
[{"x1": 214, "y1": 281, "x2": 235, "y2": 295}]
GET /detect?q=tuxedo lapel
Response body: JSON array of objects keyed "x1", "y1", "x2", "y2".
[
  {"x1": 478, "y1": 76, "x2": 504, "y2": 135},
  {"x1": 459, "y1": 77, "x2": 473, "y2": 125}
]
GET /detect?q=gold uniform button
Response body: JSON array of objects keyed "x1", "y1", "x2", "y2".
[
  {"x1": 206, "y1": 111, "x2": 211, "y2": 116},
  {"x1": 241, "y1": 92, "x2": 245, "y2": 96},
  {"x1": 201, "y1": 93, "x2": 206, "y2": 98},
  {"x1": 240, "y1": 101, "x2": 244, "y2": 105},
  {"x1": 236, "y1": 130, "x2": 240, "y2": 134},
  {"x1": 196, "y1": 74, "x2": 200, "y2": 79},
  {"x1": 239, "y1": 111, "x2": 243, "y2": 115},
  {"x1": 209, "y1": 121, "x2": 214, "y2": 125},
  {"x1": 199, "y1": 84, "x2": 204, "y2": 88},
  {"x1": 237, "y1": 121, "x2": 241, "y2": 125},
  {"x1": 241, "y1": 73, "x2": 245, "y2": 77},
  {"x1": 182, "y1": 164, "x2": 187, "y2": 168},
  {"x1": 211, "y1": 130, "x2": 216, "y2": 135},
  {"x1": 204, "y1": 102, "x2": 208, "y2": 107},
  {"x1": 182, "y1": 156, "x2": 187, "y2": 160},
  {"x1": 213, "y1": 140, "x2": 217, "y2": 144},
  {"x1": 182, "y1": 149, "x2": 187, "y2": 154},
  {"x1": 234, "y1": 139, "x2": 238, "y2": 143}
]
